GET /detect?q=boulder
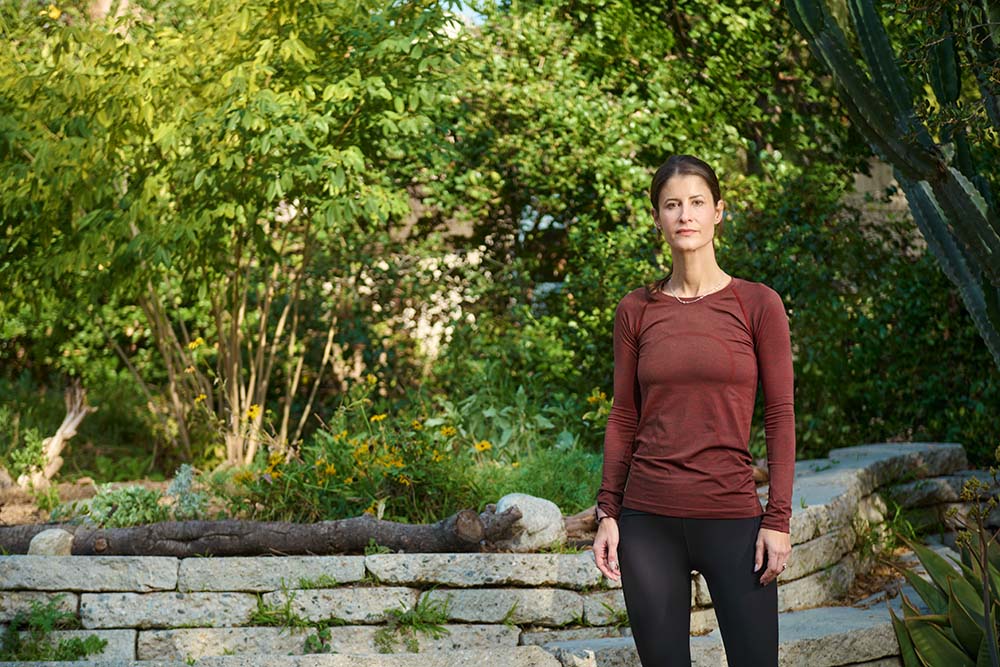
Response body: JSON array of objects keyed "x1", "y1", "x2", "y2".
[{"x1": 494, "y1": 493, "x2": 567, "y2": 552}]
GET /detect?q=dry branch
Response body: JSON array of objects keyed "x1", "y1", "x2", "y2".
[
  {"x1": 0, "y1": 505, "x2": 523, "y2": 556},
  {"x1": 17, "y1": 382, "x2": 96, "y2": 491}
]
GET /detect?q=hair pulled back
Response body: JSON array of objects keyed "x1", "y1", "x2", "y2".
[{"x1": 649, "y1": 155, "x2": 722, "y2": 209}]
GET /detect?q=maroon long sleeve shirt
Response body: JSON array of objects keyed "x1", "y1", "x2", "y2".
[{"x1": 596, "y1": 277, "x2": 796, "y2": 533}]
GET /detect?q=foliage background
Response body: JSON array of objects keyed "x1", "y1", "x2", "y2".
[{"x1": 1, "y1": 0, "x2": 996, "y2": 521}]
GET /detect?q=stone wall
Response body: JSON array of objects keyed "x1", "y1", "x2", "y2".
[{"x1": 0, "y1": 442, "x2": 986, "y2": 666}]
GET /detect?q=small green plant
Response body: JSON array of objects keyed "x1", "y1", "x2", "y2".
[
  {"x1": 364, "y1": 538, "x2": 392, "y2": 556},
  {"x1": 0, "y1": 596, "x2": 108, "y2": 661},
  {"x1": 166, "y1": 464, "x2": 208, "y2": 520},
  {"x1": 31, "y1": 485, "x2": 61, "y2": 514},
  {"x1": 298, "y1": 575, "x2": 339, "y2": 590},
  {"x1": 86, "y1": 484, "x2": 170, "y2": 527},
  {"x1": 373, "y1": 595, "x2": 451, "y2": 654},
  {"x1": 248, "y1": 587, "x2": 309, "y2": 629},
  {"x1": 303, "y1": 626, "x2": 332, "y2": 654},
  {"x1": 600, "y1": 603, "x2": 630, "y2": 630},
  {"x1": 501, "y1": 600, "x2": 519, "y2": 626}
]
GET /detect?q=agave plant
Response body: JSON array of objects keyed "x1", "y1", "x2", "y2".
[{"x1": 890, "y1": 532, "x2": 1000, "y2": 666}]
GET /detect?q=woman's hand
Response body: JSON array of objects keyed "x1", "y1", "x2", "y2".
[
  {"x1": 593, "y1": 517, "x2": 621, "y2": 581},
  {"x1": 754, "y1": 527, "x2": 791, "y2": 586}
]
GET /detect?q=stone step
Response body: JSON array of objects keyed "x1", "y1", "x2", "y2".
[
  {"x1": 1, "y1": 599, "x2": 907, "y2": 667},
  {"x1": 4, "y1": 645, "x2": 563, "y2": 667},
  {"x1": 542, "y1": 598, "x2": 907, "y2": 667}
]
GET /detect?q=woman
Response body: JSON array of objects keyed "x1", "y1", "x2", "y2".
[{"x1": 592, "y1": 155, "x2": 795, "y2": 666}]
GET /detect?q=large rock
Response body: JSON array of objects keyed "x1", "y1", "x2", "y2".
[
  {"x1": 0, "y1": 555, "x2": 177, "y2": 591},
  {"x1": 421, "y1": 587, "x2": 583, "y2": 626},
  {"x1": 179, "y1": 556, "x2": 365, "y2": 592},
  {"x1": 27, "y1": 528, "x2": 75, "y2": 555},
  {"x1": 494, "y1": 493, "x2": 567, "y2": 552},
  {"x1": 365, "y1": 553, "x2": 600, "y2": 589},
  {"x1": 782, "y1": 524, "x2": 855, "y2": 582},
  {"x1": 138, "y1": 623, "x2": 519, "y2": 659},
  {"x1": 80, "y1": 591, "x2": 257, "y2": 629},
  {"x1": 260, "y1": 586, "x2": 419, "y2": 624}
]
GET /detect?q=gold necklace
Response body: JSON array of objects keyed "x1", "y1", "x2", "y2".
[{"x1": 664, "y1": 275, "x2": 729, "y2": 304}]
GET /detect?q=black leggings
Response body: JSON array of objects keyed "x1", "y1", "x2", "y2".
[{"x1": 618, "y1": 507, "x2": 778, "y2": 667}]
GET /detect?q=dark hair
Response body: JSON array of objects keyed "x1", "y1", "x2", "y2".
[{"x1": 649, "y1": 155, "x2": 722, "y2": 209}]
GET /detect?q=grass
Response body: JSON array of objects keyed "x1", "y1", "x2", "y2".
[
  {"x1": 0, "y1": 596, "x2": 107, "y2": 662},
  {"x1": 373, "y1": 595, "x2": 451, "y2": 654}
]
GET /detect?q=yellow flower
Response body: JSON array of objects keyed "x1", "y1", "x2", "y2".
[
  {"x1": 188, "y1": 336, "x2": 205, "y2": 350},
  {"x1": 587, "y1": 390, "x2": 607, "y2": 404},
  {"x1": 344, "y1": 476, "x2": 354, "y2": 485},
  {"x1": 184, "y1": 365, "x2": 195, "y2": 374},
  {"x1": 324, "y1": 463, "x2": 337, "y2": 476},
  {"x1": 439, "y1": 425, "x2": 457, "y2": 438},
  {"x1": 40, "y1": 4, "x2": 61, "y2": 19},
  {"x1": 247, "y1": 404, "x2": 261, "y2": 421},
  {"x1": 370, "y1": 413, "x2": 387, "y2": 423},
  {"x1": 396, "y1": 473, "x2": 412, "y2": 487},
  {"x1": 233, "y1": 470, "x2": 254, "y2": 485},
  {"x1": 512, "y1": 461, "x2": 520, "y2": 468},
  {"x1": 474, "y1": 440, "x2": 492, "y2": 453},
  {"x1": 268, "y1": 451, "x2": 283, "y2": 467},
  {"x1": 333, "y1": 429, "x2": 348, "y2": 441},
  {"x1": 431, "y1": 449, "x2": 444, "y2": 463},
  {"x1": 315, "y1": 457, "x2": 326, "y2": 467},
  {"x1": 411, "y1": 420, "x2": 423, "y2": 431},
  {"x1": 194, "y1": 393, "x2": 207, "y2": 404},
  {"x1": 270, "y1": 469, "x2": 283, "y2": 480},
  {"x1": 366, "y1": 374, "x2": 378, "y2": 386}
]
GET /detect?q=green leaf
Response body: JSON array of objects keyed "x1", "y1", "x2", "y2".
[
  {"x1": 951, "y1": 579, "x2": 987, "y2": 655},
  {"x1": 890, "y1": 603, "x2": 923, "y2": 667},
  {"x1": 908, "y1": 618, "x2": 976, "y2": 667}
]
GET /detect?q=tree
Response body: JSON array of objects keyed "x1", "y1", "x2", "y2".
[
  {"x1": 0, "y1": 0, "x2": 466, "y2": 464},
  {"x1": 785, "y1": 0, "x2": 1000, "y2": 368}
]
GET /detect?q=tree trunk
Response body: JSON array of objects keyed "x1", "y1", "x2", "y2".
[
  {"x1": 0, "y1": 506, "x2": 522, "y2": 556},
  {"x1": 17, "y1": 381, "x2": 96, "y2": 491}
]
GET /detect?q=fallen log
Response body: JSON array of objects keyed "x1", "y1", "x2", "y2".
[{"x1": 0, "y1": 505, "x2": 522, "y2": 556}]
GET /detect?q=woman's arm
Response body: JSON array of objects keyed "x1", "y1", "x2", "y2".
[
  {"x1": 595, "y1": 296, "x2": 643, "y2": 521},
  {"x1": 755, "y1": 287, "x2": 796, "y2": 534}
]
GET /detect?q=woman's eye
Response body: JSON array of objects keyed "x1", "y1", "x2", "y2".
[{"x1": 693, "y1": 200, "x2": 703, "y2": 207}]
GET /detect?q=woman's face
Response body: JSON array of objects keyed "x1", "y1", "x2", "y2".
[{"x1": 652, "y1": 174, "x2": 724, "y2": 253}]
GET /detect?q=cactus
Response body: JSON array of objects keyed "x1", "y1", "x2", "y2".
[{"x1": 784, "y1": 0, "x2": 1000, "y2": 369}]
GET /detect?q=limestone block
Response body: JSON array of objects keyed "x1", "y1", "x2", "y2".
[
  {"x1": 0, "y1": 555, "x2": 177, "y2": 591},
  {"x1": 690, "y1": 607, "x2": 718, "y2": 636},
  {"x1": 520, "y1": 626, "x2": 626, "y2": 646},
  {"x1": 544, "y1": 636, "x2": 641, "y2": 667},
  {"x1": 776, "y1": 604, "x2": 900, "y2": 666},
  {"x1": 32, "y1": 628, "x2": 137, "y2": 660},
  {"x1": 778, "y1": 555, "x2": 857, "y2": 612},
  {"x1": 27, "y1": 528, "x2": 74, "y2": 555},
  {"x1": 693, "y1": 573, "x2": 711, "y2": 607},
  {"x1": 80, "y1": 591, "x2": 257, "y2": 629},
  {"x1": 261, "y1": 586, "x2": 419, "y2": 624},
  {"x1": 856, "y1": 494, "x2": 888, "y2": 524},
  {"x1": 0, "y1": 591, "x2": 77, "y2": 622},
  {"x1": 178, "y1": 556, "x2": 365, "y2": 592},
  {"x1": 138, "y1": 624, "x2": 519, "y2": 659},
  {"x1": 883, "y1": 470, "x2": 998, "y2": 509},
  {"x1": 827, "y1": 442, "x2": 967, "y2": 493},
  {"x1": 783, "y1": 524, "x2": 855, "y2": 582},
  {"x1": 365, "y1": 552, "x2": 601, "y2": 589},
  {"x1": 493, "y1": 493, "x2": 567, "y2": 552},
  {"x1": 181, "y1": 646, "x2": 564, "y2": 666},
  {"x1": 422, "y1": 587, "x2": 583, "y2": 626},
  {"x1": 582, "y1": 590, "x2": 625, "y2": 626}
]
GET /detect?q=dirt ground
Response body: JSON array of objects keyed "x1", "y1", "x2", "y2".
[{"x1": 0, "y1": 478, "x2": 169, "y2": 525}]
